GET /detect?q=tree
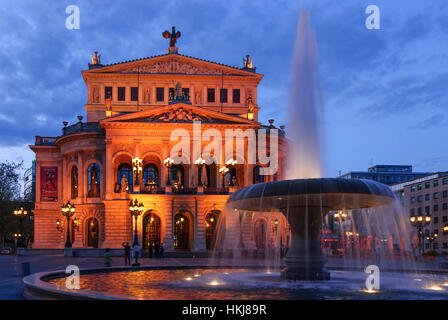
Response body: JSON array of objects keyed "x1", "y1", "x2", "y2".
[
  {"x1": 0, "y1": 161, "x2": 23, "y2": 201},
  {"x1": 0, "y1": 161, "x2": 30, "y2": 248}
]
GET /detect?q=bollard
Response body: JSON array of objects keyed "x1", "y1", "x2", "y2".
[{"x1": 21, "y1": 262, "x2": 30, "y2": 277}]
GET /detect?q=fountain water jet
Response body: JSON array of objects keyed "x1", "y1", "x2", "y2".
[{"x1": 226, "y1": 11, "x2": 396, "y2": 280}]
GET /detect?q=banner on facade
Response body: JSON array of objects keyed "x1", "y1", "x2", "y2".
[{"x1": 40, "y1": 167, "x2": 58, "y2": 201}]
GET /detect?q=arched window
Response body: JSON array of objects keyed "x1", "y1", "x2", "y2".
[
  {"x1": 87, "y1": 163, "x2": 100, "y2": 198},
  {"x1": 253, "y1": 165, "x2": 265, "y2": 184},
  {"x1": 117, "y1": 163, "x2": 133, "y2": 193},
  {"x1": 170, "y1": 165, "x2": 184, "y2": 186},
  {"x1": 86, "y1": 218, "x2": 99, "y2": 248},
  {"x1": 143, "y1": 164, "x2": 159, "y2": 187},
  {"x1": 174, "y1": 213, "x2": 190, "y2": 250},
  {"x1": 143, "y1": 212, "x2": 161, "y2": 249},
  {"x1": 71, "y1": 166, "x2": 78, "y2": 199}
]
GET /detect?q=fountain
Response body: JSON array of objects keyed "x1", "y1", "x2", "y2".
[
  {"x1": 227, "y1": 178, "x2": 395, "y2": 280},
  {"x1": 226, "y1": 10, "x2": 395, "y2": 280}
]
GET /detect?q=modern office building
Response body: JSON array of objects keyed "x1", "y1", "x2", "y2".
[
  {"x1": 23, "y1": 160, "x2": 36, "y2": 202},
  {"x1": 391, "y1": 173, "x2": 448, "y2": 253},
  {"x1": 340, "y1": 165, "x2": 429, "y2": 185}
]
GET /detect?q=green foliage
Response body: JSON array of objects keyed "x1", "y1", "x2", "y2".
[
  {"x1": 0, "y1": 161, "x2": 23, "y2": 201},
  {"x1": 0, "y1": 161, "x2": 34, "y2": 247}
]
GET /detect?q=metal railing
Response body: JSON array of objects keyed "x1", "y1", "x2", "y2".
[
  {"x1": 203, "y1": 187, "x2": 229, "y2": 194},
  {"x1": 62, "y1": 122, "x2": 104, "y2": 136},
  {"x1": 35, "y1": 136, "x2": 57, "y2": 145}
]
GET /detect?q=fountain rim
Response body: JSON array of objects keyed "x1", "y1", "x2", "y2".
[
  {"x1": 227, "y1": 178, "x2": 395, "y2": 211},
  {"x1": 22, "y1": 265, "x2": 268, "y2": 300}
]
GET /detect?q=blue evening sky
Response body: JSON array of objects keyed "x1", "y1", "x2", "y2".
[{"x1": 0, "y1": 0, "x2": 446, "y2": 177}]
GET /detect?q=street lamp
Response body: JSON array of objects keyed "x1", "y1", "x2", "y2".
[
  {"x1": 409, "y1": 213, "x2": 431, "y2": 256},
  {"x1": 443, "y1": 225, "x2": 448, "y2": 234},
  {"x1": 164, "y1": 157, "x2": 174, "y2": 185},
  {"x1": 426, "y1": 231, "x2": 438, "y2": 250},
  {"x1": 13, "y1": 207, "x2": 28, "y2": 248},
  {"x1": 129, "y1": 199, "x2": 144, "y2": 246},
  {"x1": 61, "y1": 201, "x2": 76, "y2": 248},
  {"x1": 132, "y1": 157, "x2": 142, "y2": 185}
]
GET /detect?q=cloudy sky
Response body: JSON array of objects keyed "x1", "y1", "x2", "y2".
[{"x1": 0, "y1": 0, "x2": 447, "y2": 177}]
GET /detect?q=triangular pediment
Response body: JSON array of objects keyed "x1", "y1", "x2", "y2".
[
  {"x1": 100, "y1": 103, "x2": 259, "y2": 126},
  {"x1": 83, "y1": 53, "x2": 262, "y2": 78}
]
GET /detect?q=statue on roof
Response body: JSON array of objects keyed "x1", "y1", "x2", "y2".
[
  {"x1": 163, "y1": 26, "x2": 181, "y2": 53},
  {"x1": 242, "y1": 54, "x2": 256, "y2": 72},
  {"x1": 91, "y1": 51, "x2": 101, "y2": 65}
]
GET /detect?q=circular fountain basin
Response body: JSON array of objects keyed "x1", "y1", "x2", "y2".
[
  {"x1": 228, "y1": 178, "x2": 395, "y2": 212},
  {"x1": 23, "y1": 266, "x2": 448, "y2": 300},
  {"x1": 227, "y1": 178, "x2": 395, "y2": 280}
]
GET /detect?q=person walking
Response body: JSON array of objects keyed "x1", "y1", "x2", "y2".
[
  {"x1": 121, "y1": 242, "x2": 131, "y2": 266},
  {"x1": 148, "y1": 242, "x2": 153, "y2": 259},
  {"x1": 159, "y1": 243, "x2": 164, "y2": 259},
  {"x1": 132, "y1": 243, "x2": 141, "y2": 266},
  {"x1": 154, "y1": 242, "x2": 160, "y2": 258},
  {"x1": 104, "y1": 248, "x2": 112, "y2": 267}
]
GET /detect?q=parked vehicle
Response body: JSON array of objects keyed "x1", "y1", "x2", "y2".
[{"x1": 1, "y1": 247, "x2": 12, "y2": 255}]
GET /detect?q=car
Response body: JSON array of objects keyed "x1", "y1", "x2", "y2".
[{"x1": 1, "y1": 247, "x2": 12, "y2": 255}]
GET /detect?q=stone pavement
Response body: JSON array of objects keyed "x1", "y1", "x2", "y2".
[{"x1": 1, "y1": 254, "x2": 447, "y2": 300}]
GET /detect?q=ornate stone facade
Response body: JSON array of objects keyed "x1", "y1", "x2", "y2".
[{"x1": 30, "y1": 49, "x2": 288, "y2": 252}]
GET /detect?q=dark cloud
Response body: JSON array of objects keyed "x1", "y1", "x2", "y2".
[{"x1": 0, "y1": 0, "x2": 446, "y2": 174}]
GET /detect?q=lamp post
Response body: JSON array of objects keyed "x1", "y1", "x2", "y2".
[
  {"x1": 426, "y1": 231, "x2": 438, "y2": 250},
  {"x1": 61, "y1": 201, "x2": 76, "y2": 248},
  {"x1": 13, "y1": 207, "x2": 28, "y2": 248},
  {"x1": 409, "y1": 213, "x2": 431, "y2": 256},
  {"x1": 164, "y1": 157, "x2": 174, "y2": 185},
  {"x1": 129, "y1": 199, "x2": 144, "y2": 246},
  {"x1": 132, "y1": 157, "x2": 142, "y2": 186}
]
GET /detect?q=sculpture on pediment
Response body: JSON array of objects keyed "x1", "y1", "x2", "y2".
[
  {"x1": 162, "y1": 26, "x2": 181, "y2": 53},
  {"x1": 246, "y1": 94, "x2": 255, "y2": 113},
  {"x1": 120, "y1": 174, "x2": 129, "y2": 193},
  {"x1": 242, "y1": 54, "x2": 256, "y2": 71},
  {"x1": 195, "y1": 90, "x2": 202, "y2": 104},
  {"x1": 143, "y1": 88, "x2": 151, "y2": 103},
  {"x1": 91, "y1": 51, "x2": 101, "y2": 65},
  {"x1": 169, "y1": 83, "x2": 190, "y2": 104},
  {"x1": 91, "y1": 86, "x2": 100, "y2": 103},
  {"x1": 128, "y1": 60, "x2": 231, "y2": 75},
  {"x1": 146, "y1": 106, "x2": 212, "y2": 123}
]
